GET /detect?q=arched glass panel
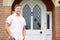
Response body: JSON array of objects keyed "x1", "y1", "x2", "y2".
[
  {"x1": 33, "y1": 5, "x2": 41, "y2": 30},
  {"x1": 23, "y1": 4, "x2": 31, "y2": 30}
]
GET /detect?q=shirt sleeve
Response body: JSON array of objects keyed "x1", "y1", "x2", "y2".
[{"x1": 6, "y1": 15, "x2": 12, "y2": 24}]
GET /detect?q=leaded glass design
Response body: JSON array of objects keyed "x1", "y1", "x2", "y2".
[
  {"x1": 23, "y1": 4, "x2": 31, "y2": 30},
  {"x1": 33, "y1": 5, "x2": 41, "y2": 30}
]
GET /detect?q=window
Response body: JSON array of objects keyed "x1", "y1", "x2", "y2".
[
  {"x1": 47, "y1": 14, "x2": 50, "y2": 29},
  {"x1": 23, "y1": 4, "x2": 31, "y2": 30},
  {"x1": 33, "y1": 5, "x2": 41, "y2": 30}
]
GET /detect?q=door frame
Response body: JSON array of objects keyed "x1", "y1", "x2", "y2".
[
  {"x1": 46, "y1": 11, "x2": 52, "y2": 40},
  {"x1": 46, "y1": 11, "x2": 52, "y2": 30},
  {"x1": 20, "y1": 0, "x2": 52, "y2": 40}
]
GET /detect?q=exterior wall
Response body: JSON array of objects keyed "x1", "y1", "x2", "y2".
[
  {"x1": 0, "y1": 0, "x2": 11, "y2": 40},
  {"x1": 52, "y1": 0, "x2": 60, "y2": 40},
  {"x1": 42, "y1": 0, "x2": 54, "y2": 11},
  {"x1": 54, "y1": 6, "x2": 60, "y2": 40}
]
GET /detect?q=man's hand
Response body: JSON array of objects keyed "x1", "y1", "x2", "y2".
[
  {"x1": 5, "y1": 22, "x2": 14, "y2": 38},
  {"x1": 22, "y1": 37, "x2": 25, "y2": 40},
  {"x1": 22, "y1": 26, "x2": 26, "y2": 40},
  {"x1": 10, "y1": 34, "x2": 13, "y2": 38},
  {"x1": 10, "y1": 34, "x2": 14, "y2": 38}
]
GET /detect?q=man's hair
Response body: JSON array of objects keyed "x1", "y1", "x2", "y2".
[{"x1": 14, "y1": 4, "x2": 21, "y2": 9}]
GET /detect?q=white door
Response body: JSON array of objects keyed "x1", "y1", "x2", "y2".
[{"x1": 22, "y1": 1, "x2": 52, "y2": 40}]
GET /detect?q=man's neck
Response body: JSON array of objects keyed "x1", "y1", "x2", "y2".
[
  {"x1": 16, "y1": 13, "x2": 20, "y2": 16},
  {"x1": 16, "y1": 14, "x2": 20, "y2": 16}
]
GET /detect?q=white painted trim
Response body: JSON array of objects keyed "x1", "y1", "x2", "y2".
[
  {"x1": 31, "y1": 16, "x2": 33, "y2": 30},
  {"x1": 3, "y1": 0, "x2": 13, "y2": 6},
  {"x1": 46, "y1": 11, "x2": 52, "y2": 40},
  {"x1": 20, "y1": 0, "x2": 47, "y2": 11},
  {"x1": 46, "y1": 11, "x2": 52, "y2": 30}
]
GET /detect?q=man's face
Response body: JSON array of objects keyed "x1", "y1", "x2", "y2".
[{"x1": 15, "y1": 6, "x2": 21, "y2": 15}]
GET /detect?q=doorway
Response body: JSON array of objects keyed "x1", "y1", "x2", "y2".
[{"x1": 22, "y1": 0, "x2": 52, "y2": 40}]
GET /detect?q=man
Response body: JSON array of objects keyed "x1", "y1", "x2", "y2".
[{"x1": 5, "y1": 4, "x2": 26, "y2": 40}]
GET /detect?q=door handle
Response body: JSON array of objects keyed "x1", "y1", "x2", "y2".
[{"x1": 40, "y1": 31, "x2": 42, "y2": 34}]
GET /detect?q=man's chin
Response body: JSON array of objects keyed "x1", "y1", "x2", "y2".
[{"x1": 17, "y1": 12, "x2": 20, "y2": 13}]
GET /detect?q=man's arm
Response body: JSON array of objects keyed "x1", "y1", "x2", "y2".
[
  {"x1": 5, "y1": 22, "x2": 13, "y2": 38},
  {"x1": 22, "y1": 25, "x2": 26, "y2": 40}
]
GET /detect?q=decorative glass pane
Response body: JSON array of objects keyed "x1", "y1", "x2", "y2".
[
  {"x1": 33, "y1": 5, "x2": 41, "y2": 30},
  {"x1": 47, "y1": 14, "x2": 50, "y2": 29},
  {"x1": 23, "y1": 4, "x2": 31, "y2": 30}
]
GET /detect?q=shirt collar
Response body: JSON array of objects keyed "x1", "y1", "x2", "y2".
[{"x1": 13, "y1": 12, "x2": 22, "y2": 17}]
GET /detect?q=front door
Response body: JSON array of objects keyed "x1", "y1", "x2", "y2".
[{"x1": 22, "y1": 1, "x2": 52, "y2": 40}]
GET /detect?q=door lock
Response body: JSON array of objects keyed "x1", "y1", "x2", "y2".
[{"x1": 40, "y1": 31, "x2": 42, "y2": 34}]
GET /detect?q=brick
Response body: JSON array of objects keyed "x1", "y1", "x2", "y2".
[
  {"x1": 54, "y1": 7, "x2": 60, "y2": 40},
  {"x1": 0, "y1": 0, "x2": 11, "y2": 39}
]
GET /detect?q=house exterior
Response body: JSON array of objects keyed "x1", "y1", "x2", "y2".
[{"x1": 0, "y1": 0, "x2": 60, "y2": 40}]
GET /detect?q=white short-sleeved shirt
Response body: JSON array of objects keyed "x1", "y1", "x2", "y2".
[{"x1": 6, "y1": 13, "x2": 26, "y2": 40}]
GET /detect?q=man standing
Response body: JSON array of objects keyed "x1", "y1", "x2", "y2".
[{"x1": 5, "y1": 4, "x2": 26, "y2": 40}]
